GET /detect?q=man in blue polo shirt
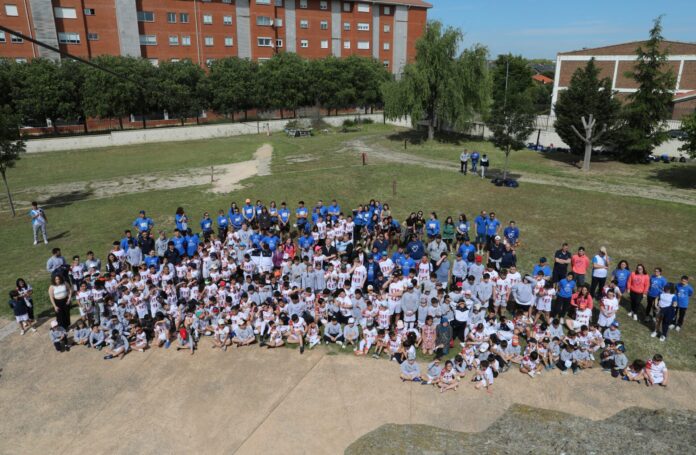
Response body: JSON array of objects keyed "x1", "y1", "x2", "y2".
[
  {"x1": 133, "y1": 210, "x2": 153, "y2": 235},
  {"x1": 171, "y1": 229, "x2": 186, "y2": 256},
  {"x1": 278, "y1": 202, "x2": 291, "y2": 233},
  {"x1": 296, "y1": 201, "x2": 309, "y2": 233},
  {"x1": 474, "y1": 210, "x2": 488, "y2": 254},
  {"x1": 676, "y1": 275, "x2": 693, "y2": 332},
  {"x1": 485, "y1": 212, "x2": 501, "y2": 249},
  {"x1": 242, "y1": 198, "x2": 255, "y2": 226}
]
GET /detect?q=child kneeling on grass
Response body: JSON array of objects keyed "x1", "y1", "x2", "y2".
[{"x1": 49, "y1": 320, "x2": 70, "y2": 352}]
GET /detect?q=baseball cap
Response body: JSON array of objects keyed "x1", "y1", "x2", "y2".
[
  {"x1": 494, "y1": 235, "x2": 501, "y2": 240},
  {"x1": 600, "y1": 246, "x2": 607, "y2": 253},
  {"x1": 611, "y1": 321, "x2": 620, "y2": 327},
  {"x1": 217, "y1": 318, "x2": 225, "y2": 325},
  {"x1": 475, "y1": 255, "x2": 482, "y2": 263},
  {"x1": 348, "y1": 317, "x2": 355, "y2": 324},
  {"x1": 539, "y1": 257, "x2": 547, "y2": 263}
]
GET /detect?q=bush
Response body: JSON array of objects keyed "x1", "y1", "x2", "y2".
[
  {"x1": 343, "y1": 119, "x2": 356, "y2": 127},
  {"x1": 361, "y1": 118, "x2": 374, "y2": 124}
]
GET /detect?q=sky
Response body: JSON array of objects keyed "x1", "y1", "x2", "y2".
[{"x1": 428, "y1": 0, "x2": 696, "y2": 59}]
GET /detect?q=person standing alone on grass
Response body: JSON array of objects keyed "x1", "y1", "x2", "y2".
[
  {"x1": 460, "y1": 149, "x2": 470, "y2": 174},
  {"x1": 29, "y1": 201, "x2": 48, "y2": 245}
]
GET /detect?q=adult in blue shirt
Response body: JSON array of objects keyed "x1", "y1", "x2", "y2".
[
  {"x1": 485, "y1": 212, "x2": 501, "y2": 248},
  {"x1": 457, "y1": 239, "x2": 476, "y2": 264},
  {"x1": 133, "y1": 210, "x2": 154, "y2": 234},
  {"x1": 250, "y1": 231, "x2": 263, "y2": 249},
  {"x1": 646, "y1": 267, "x2": 668, "y2": 322},
  {"x1": 532, "y1": 257, "x2": 552, "y2": 280},
  {"x1": 503, "y1": 221, "x2": 520, "y2": 246},
  {"x1": 264, "y1": 234, "x2": 279, "y2": 252},
  {"x1": 171, "y1": 230, "x2": 186, "y2": 256},
  {"x1": 425, "y1": 212, "x2": 441, "y2": 239},
  {"x1": 120, "y1": 230, "x2": 134, "y2": 252},
  {"x1": 473, "y1": 210, "x2": 488, "y2": 253},
  {"x1": 216, "y1": 209, "x2": 229, "y2": 240},
  {"x1": 405, "y1": 235, "x2": 425, "y2": 261},
  {"x1": 200, "y1": 212, "x2": 214, "y2": 241},
  {"x1": 278, "y1": 203, "x2": 291, "y2": 233},
  {"x1": 229, "y1": 209, "x2": 243, "y2": 231},
  {"x1": 612, "y1": 260, "x2": 631, "y2": 294},
  {"x1": 175, "y1": 207, "x2": 188, "y2": 232},
  {"x1": 296, "y1": 201, "x2": 309, "y2": 233},
  {"x1": 255, "y1": 200, "x2": 265, "y2": 218},
  {"x1": 185, "y1": 230, "x2": 199, "y2": 257},
  {"x1": 399, "y1": 252, "x2": 416, "y2": 276},
  {"x1": 676, "y1": 275, "x2": 693, "y2": 331},
  {"x1": 470, "y1": 151, "x2": 480, "y2": 172},
  {"x1": 328, "y1": 200, "x2": 341, "y2": 223},
  {"x1": 298, "y1": 232, "x2": 314, "y2": 258},
  {"x1": 144, "y1": 252, "x2": 160, "y2": 269},
  {"x1": 242, "y1": 199, "x2": 255, "y2": 226},
  {"x1": 315, "y1": 200, "x2": 328, "y2": 219},
  {"x1": 391, "y1": 247, "x2": 406, "y2": 266},
  {"x1": 554, "y1": 272, "x2": 576, "y2": 321}
]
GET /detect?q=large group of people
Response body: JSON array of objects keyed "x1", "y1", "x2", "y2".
[{"x1": 11, "y1": 197, "x2": 692, "y2": 392}]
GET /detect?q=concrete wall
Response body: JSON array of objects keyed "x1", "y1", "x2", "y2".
[{"x1": 25, "y1": 114, "x2": 386, "y2": 153}]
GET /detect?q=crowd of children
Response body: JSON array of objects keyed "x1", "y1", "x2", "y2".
[{"x1": 18, "y1": 198, "x2": 688, "y2": 393}]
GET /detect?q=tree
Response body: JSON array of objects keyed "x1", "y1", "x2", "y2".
[
  {"x1": 0, "y1": 105, "x2": 25, "y2": 216},
  {"x1": 488, "y1": 54, "x2": 536, "y2": 180},
  {"x1": 156, "y1": 60, "x2": 207, "y2": 125},
  {"x1": 206, "y1": 57, "x2": 258, "y2": 120},
  {"x1": 382, "y1": 21, "x2": 490, "y2": 140},
  {"x1": 12, "y1": 59, "x2": 71, "y2": 133},
  {"x1": 308, "y1": 57, "x2": 355, "y2": 115},
  {"x1": 257, "y1": 53, "x2": 309, "y2": 118},
  {"x1": 679, "y1": 112, "x2": 696, "y2": 158},
  {"x1": 345, "y1": 56, "x2": 390, "y2": 113},
  {"x1": 58, "y1": 59, "x2": 90, "y2": 133},
  {"x1": 553, "y1": 58, "x2": 620, "y2": 166},
  {"x1": 82, "y1": 56, "x2": 150, "y2": 130},
  {"x1": 613, "y1": 17, "x2": 676, "y2": 162}
]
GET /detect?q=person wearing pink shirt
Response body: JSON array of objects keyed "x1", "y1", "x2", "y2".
[
  {"x1": 571, "y1": 247, "x2": 590, "y2": 286},
  {"x1": 628, "y1": 264, "x2": 650, "y2": 319}
]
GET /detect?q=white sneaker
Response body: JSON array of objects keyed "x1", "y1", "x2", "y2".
[
  {"x1": 675, "y1": 326, "x2": 681, "y2": 332},
  {"x1": 325, "y1": 341, "x2": 329, "y2": 345},
  {"x1": 44, "y1": 239, "x2": 48, "y2": 244},
  {"x1": 341, "y1": 343, "x2": 346, "y2": 349},
  {"x1": 650, "y1": 331, "x2": 657, "y2": 338},
  {"x1": 560, "y1": 318, "x2": 565, "y2": 324},
  {"x1": 659, "y1": 336, "x2": 666, "y2": 342},
  {"x1": 668, "y1": 324, "x2": 675, "y2": 330},
  {"x1": 33, "y1": 240, "x2": 38, "y2": 245},
  {"x1": 528, "y1": 371, "x2": 535, "y2": 378},
  {"x1": 632, "y1": 314, "x2": 638, "y2": 321},
  {"x1": 590, "y1": 354, "x2": 595, "y2": 361},
  {"x1": 20, "y1": 329, "x2": 25, "y2": 336}
]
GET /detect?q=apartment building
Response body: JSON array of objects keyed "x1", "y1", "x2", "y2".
[{"x1": 0, "y1": 0, "x2": 431, "y2": 74}]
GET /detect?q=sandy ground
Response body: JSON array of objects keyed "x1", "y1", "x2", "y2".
[
  {"x1": 12, "y1": 144, "x2": 274, "y2": 209},
  {"x1": 342, "y1": 139, "x2": 696, "y2": 206},
  {"x1": 1, "y1": 321, "x2": 695, "y2": 455}
]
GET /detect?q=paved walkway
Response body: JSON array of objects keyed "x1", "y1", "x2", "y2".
[{"x1": 1, "y1": 324, "x2": 695, "y2": 455}]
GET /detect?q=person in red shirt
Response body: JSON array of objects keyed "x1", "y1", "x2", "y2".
[
  {"x1": 571, "y1": 247, "x2": 590, "y2": 286},
  {"x1": 571, "y1": 284, "x2": 594, "y2": 312},
  {"x1": 628, "y1": 264, "x2": 650, "y2": 318}
]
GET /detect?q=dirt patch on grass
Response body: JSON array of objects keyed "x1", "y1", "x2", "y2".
[
  {"x1": 345, "y1": 138, "x2": 696, "y2": 206},
  {"x1": 285, "y1": 154, "x2": 318, "y2": 164},
  {"x1": 13, "y1": 144, "x2": 274, "y2": 208}
]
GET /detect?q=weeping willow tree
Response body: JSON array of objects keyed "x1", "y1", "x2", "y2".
[{"x1": 382, "y1": 21, "x2": 490, "y2": 140}]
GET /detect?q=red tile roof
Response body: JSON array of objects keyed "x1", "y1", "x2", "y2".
[{"x1": 532, "y1": 74, "x2": 554, "y2": 85}]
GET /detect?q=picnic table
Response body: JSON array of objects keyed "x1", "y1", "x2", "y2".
[{"x1": 285, "y1": 128, "x2": 313, "y2": 138}]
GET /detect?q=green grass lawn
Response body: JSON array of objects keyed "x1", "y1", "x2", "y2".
[{"x1": 1, "y1": 124, "x2": 695, "y2": 370}]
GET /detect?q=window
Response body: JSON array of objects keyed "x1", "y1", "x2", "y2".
[
  {"x1": 320, "y1": 40, "x2": 328, "y2": 49},
  {"x1": 383, "y1": 60, "x2": 389, "y2": 68},
  {"x1": 343, "y1": 3, "x2": 350, "y2": 12},
  {"x1": 343, "y1": 41, "x2": 350, "y2": 49},
  {"x1": 320, "y1": 20, "x2": 328, "y2": 30},
  {"x1": 54, "y1": 7, "x2": 77, "y2": 19},
  {"x1": 4, "y1": 5, "x2": 18, "y2": 16},
  {"x1": 203, "y1": 14, "x2": 213, "y2": 24},
  {"x1": 276, "y1": 0, "x2": 283, "y2": 5},
  {"x1": 275, "y1": 18, "x2": 283, "y2": 27},
  {"x1": 15, "y1": 58, "x2": 27, "y2": 63},
  {"x1": 148, "y1": 59, "x2": 158, "y2": 66},
  {"x1": 223, "y1": 15, "x2": 232, "y2": 25},
  {"x1": 87, "y1": 33, "x2": 99, "y2": 41},
  {"x1": 299, "y1": 19, "x2": 308, "y2": 29},
  {"x1": 256, "y1": 0, "x2": 271, "y2": 4},
  {"x1": 257, "y1": 37, "x2": 273, "y2": 47},
  {"x1": 137, "y1": 11, "x2": 154, "y2": 22},
  {"x1": 206, "y1": 58, "x2": 215, "y2": 66},
  {"x1": 276, "y1": 38, "x2": 283, "y2": 47},
  {"x1": 181, "y1": 35, "x2": 191, "y2": 46},
  {"x1": 169, "y1": 35, "x2": 179, "y2": 45},
  {"x1": 180, "y1": 13, "x2": 189, "y2": 23},
  {"x1": 319, "y1": 1, "x2": 328, "y2": 10},
  {"x1": 383, "y1": 6, "x2": 391, "y2": 15},
  {"x1": 383, "y1": 24, "x2": 391, "y2": 33},
  {"x1": 300, "y1": 39, "x2": 309, "y2": 48},
  {"x1": 84, "y1": 8, "x2": 95, "y2": 15},
  {"x1": 222, "y1": 0, "x2": 232, "y2": 3},
  {"x1": 357, "y1": 3, "x2": 369, "y2": 12},
  {"x1": 11, "y1": 34, "x2": 23, "y2": 43},
  {"x1": 357, "y1": 23, "x2": 369, "y2": 31},
  {"x1": 171, "y1": 58, "x2": 180, "y2": 62},
  {"x1": 167, "y1": 12, "x2": 176, "y2": 23},
  {"x1": 139, "y1": 34, "x2": 157, "y2": 45},
  {"x1": 257, "y1": 16, "x2": 272, "y2": 26},
  {"x1": 225, "y1": 36, "x2": 234, "y2": 47},
  {"x1": 343, "y1": 22, "x2": 350, "y2": 31},
  {"x1": 0, "y1": 31, "x2": 5, "y2": 42},
  {"x1": 357, "y1": 41, "x2": 369, "y2": 50},
  {"x1": 58, "y1": 32, "x2": 80, "y2": 44},
  {"x1": 204, "y1": 36, "x2": 214, "y2": 46},
  {"x1": 299, "y1": 0, "x2": 307, "y2": 7},
  {"x1": 383, "y1": 42, "x2": 390, "y2": 50}
]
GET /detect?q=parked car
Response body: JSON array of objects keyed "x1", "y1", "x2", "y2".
[{"x1": 668, "y1": 129, "x2": 687, "y2": 140}]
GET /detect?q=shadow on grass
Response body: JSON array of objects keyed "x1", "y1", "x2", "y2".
[
  {"x1": 41, "y1": 189, "x2": 94, "y2": 209},
  {"x1": 48, "y1": 230, "x2": 70, "y2": 242},
  {"x1": 482, "y1": 168, "x2": 523, "y2": 181},
  {"x1": 648, "y1": 166, "x2": 696, "y2": 190},
  {"x1": 385, "y1": 129, "x2": 482, "y2": 146},
  {"x1": 538, "y1": 150, "x2": 623, "y2": 170}
]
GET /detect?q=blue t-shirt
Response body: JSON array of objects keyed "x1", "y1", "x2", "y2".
[
  {"x1": 503, "y1": 226, "x2": 520, "y2": 243},
  {"x1": 230, "y1": 213, "x2": 243, "y2": 229},
  {"x1": 474, "y1": 216, "x2": 488, "y2": 235},
  {"x1": 185, "y1": 234, "x2": 199, "y2": 257},
  {"x1": 471, "y1": 152, "x2": 480, "y2": 162},
  {"x1": 558, "y1": 278, "x2": 576, "y2": 299},
  {"x1": 144, "y1": 255, "x2": 160, "y2": 269},
  {"x1": 612, "y1": 269, "x2": 631, "y2": 292},
  {"x1": 399, "y1": 257, "x2": 416, "y2": 276},
  {"x1": 533, "y1": 264, "x2": 552, "y2": 277},
  {"x1": 242, "y1": 204, "x2": 255, "y2": 221},
  {"x1": 264, "y1": 235, "x2": 279, "y2": 251},
  {"x1": 298, "y1": 235, "x2": 314, "y2": 250},
  {"x1": 426, "y1": 219, "x2": 440, "y2": 236},
  {"x1": 172, "y1": 236, "x2": 186, "y2": 255},
  {"x1": 354, "y1": 210, "x2": 366, "y2": 226},
  {"x1": 458, "y1": 243, "x2": 476, "y2": 262},
  {"x1": 406, "y1": 240, "x2": 425, "y2": 261},
  {"x1": 328, "y1": 204, "x2": 340, "y2": 221},
  {"x1": 133, "y1": 217, "x2": 153, "y2": 232},
  {"x1": 175, "y1": 213, "x2": 187, "y2": 231},
  {"x1": 200, "y1": 218, "x2": 213, "y2": 233},
  {"x1": 217, "y1": 215, "x2": 229, "y2": 229},
  {"x1": 486, "y1": 219, "x2": 500, "y2": 236},
  {"x1": 279, "y1": 208, "x2": 290, "y2": 223},
  {"x1": 457, "y1": 221, "x2": 470, "y2": 235},
  {"x1": 648, "y1": 275, "x2": 668, "y2": 298},
  {"x1": 391, "y1": 251, "x2": 405, "y2": 265},
  {"x1": 296, "y1": 207, "x2": 308, "y2": 223},
  {"x1": 250, "y1": 232, "x2": 263, "y2": 249},
  {"x1": 676, "y1": 283, "x2": 693, "y2": 308}
]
